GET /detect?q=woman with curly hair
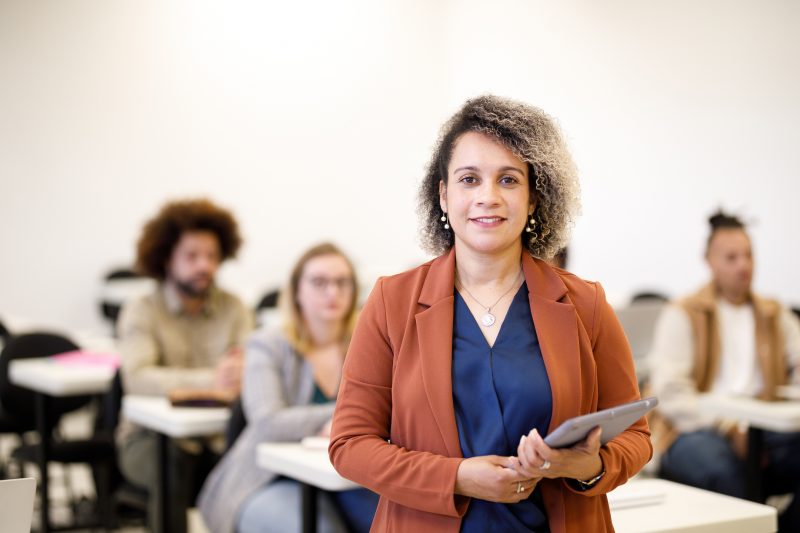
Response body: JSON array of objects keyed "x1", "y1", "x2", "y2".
[{"x1": 329, "y1": 95, "x2": 651, "y2": 532}]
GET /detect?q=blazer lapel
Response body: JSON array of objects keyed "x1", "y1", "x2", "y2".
[
  {"x1": 415, "y1": 249, "x2": 462, "y2": 458},
  {"x1": 522, "y1": 254, "x2": 582, "y2": 430}
]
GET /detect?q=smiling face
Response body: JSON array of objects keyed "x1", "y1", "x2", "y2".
[{"x1": 439, "y1": 131, "x2": 535, "y2": 258}]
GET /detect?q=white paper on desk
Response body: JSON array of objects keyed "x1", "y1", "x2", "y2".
[
  {"x1": 607, "y1": 484, "x2": 665, "y2": 510},
  {"x1": 301, "y1": 436, "x2": 330, "y2": 450}
]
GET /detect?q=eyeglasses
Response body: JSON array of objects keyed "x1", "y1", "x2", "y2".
[{"x1": 304, "y1": 276, "x2": 354, "y2": 291}]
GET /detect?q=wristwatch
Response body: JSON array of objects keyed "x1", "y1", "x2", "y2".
[{"x1": 571, "y1": 468, "x2": 606, "y2": 491}]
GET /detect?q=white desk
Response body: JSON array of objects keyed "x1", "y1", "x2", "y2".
[
  {"x1": 8, "y1": 355, "x2": 117, "y2": 532},
  {"x1": 122, "y1": 395, "x2": 230, "y2": 438},
  {"x1": 611, "y1": 478, "x2": 776, "y2": 533},
  {"x1": 699, "y1": 393, "x2": 800, "y2": 501},
  {"x1": 122, "y1": 395, "x2": 229, "y2": 533},
  {"x1": 257, "y1": 442, "x2": 357, "y2": 491},
  {"x1": 699, "y1": 394, "x2": 800, "y2": 433},
  {"x1": 257, "y1": 443, "x2": 777, "y2": 533},
  {"x1": 9, "y1": 357, "x2": 115, "y2": 396}
]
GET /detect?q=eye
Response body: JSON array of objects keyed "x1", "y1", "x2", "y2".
[
  {"x1": 499, "y1": 175, "x2": 519, "y2": 185},
  {"x1": 458, "y1": 175, "x2": 478, "y2": 185}
]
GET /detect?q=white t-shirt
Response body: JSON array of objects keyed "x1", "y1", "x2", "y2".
[{"x1": 711, "y1": 299, "x2": 762, "y2": 396}]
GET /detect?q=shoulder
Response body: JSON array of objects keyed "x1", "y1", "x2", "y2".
[
  {"x1": 374, "y1": 259, "x2": 435, "y2": 299},
  {"x1": 247, "y1": 326, "x2": 295, "y2": 356},
  {"x1": 213, "y1": 287, "x2": 249, "y2": 313},
  {"x1": 118, "y1": 290, "x2": 161, "y2": 324},
  {"x1": 552, "y1": 267, "x2": 601, "y2": 310},
  {"x1": 378, "y1": 259, "x2": 435, "y2": 294}
]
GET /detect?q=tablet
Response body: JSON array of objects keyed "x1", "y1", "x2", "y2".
[{"x1": 543, "y1": 397, "x2": 658, "y2": 449}]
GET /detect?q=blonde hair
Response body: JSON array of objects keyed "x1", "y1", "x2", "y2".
[
  {"x1": 418, "y1": 95, "x2": 581, "y2": 259},
  {"x1": 279, "y1": 243, "x2": 359, "y2": 355}
]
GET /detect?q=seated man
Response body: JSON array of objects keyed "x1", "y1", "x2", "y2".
[
  {"x1": 649, "y1": 210, "x2": 800, "y2": 530},
  {"x1": 116, "y1": 198, "x2": 253, "y2": 531}
]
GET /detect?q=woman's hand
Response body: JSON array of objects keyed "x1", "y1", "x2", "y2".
[
  {"x1": 455, "y1": 455, "x2": 541, "y2": 503},
  {"x1": 516, "y1": 427, "x2": 604, "y2": 482}
]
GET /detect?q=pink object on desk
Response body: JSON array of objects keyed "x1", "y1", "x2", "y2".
[{"x1": 51, "y1": 351, "x2": 121, "y2": 369}]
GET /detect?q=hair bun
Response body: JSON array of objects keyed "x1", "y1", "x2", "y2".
[{"x1": 708, "y1": 209, "x2": 744, "y2": 230}]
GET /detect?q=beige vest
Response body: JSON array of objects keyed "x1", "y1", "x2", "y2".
[
  {"x1": 680, "y1": 283, "x2": 785, "y2": 400},
  {"x1": 648, "y1": 284, "x2": 786, "y2": 453}
]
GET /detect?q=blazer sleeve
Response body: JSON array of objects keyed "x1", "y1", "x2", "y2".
[
  {"x1": 329, "y1": 278, "x2": 467, "y2": 518},
  {"x1": 566, "y1": 282, "x2": 653, "y2": 496}
]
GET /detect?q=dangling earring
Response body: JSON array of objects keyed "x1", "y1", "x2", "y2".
[
  {"x1": 525, "y1": 213, "x2": 536, "y2": 233},
  {"x1": 441, "y1": 212, "x2": 450, "y2": 230}
]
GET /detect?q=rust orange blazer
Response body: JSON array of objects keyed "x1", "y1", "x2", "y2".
[{"x1": 330, "y1": 249, "x2": 652, "y2": 532}]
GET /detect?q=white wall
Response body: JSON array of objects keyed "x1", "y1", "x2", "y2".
[
  {"x1": 442, "y1": 0, "x2": 800, "y2": 305},
  {"x1": 1, "y1": 0, "x2": 798, "y2": 336}
]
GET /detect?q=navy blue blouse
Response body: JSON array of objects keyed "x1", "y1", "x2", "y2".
[{"x1": 452, "y1": 282, "x2": 552, "y2": 532}]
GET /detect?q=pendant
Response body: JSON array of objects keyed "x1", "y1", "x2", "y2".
[{"x1": 481, "y1": 313, "x2": 496, "y2": 327}]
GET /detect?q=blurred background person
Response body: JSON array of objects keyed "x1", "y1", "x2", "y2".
[
  {"x1": 116, "y1": 198, "x2": 254, "y2": 531},
  {"x1": 199, "y1": 242, "x2": 378, "y2": 533},
  {"x1": 649, "y1": 210, "x2": 800, "y2": 531}
]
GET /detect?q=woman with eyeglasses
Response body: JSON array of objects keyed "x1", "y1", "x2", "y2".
[{"x1": 199, "y1": 242, "x2": 378, "y2": 533}]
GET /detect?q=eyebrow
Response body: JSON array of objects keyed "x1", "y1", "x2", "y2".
[{"x1": 453, "y1": 165, "x2": 526, "y2": 175}]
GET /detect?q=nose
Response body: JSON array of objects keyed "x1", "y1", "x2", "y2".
[{"x1": 475, "y1": 181, "x2": 501, "y2": 206}]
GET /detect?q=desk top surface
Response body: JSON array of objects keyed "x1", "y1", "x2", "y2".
[
  {"x1": 256, "y1": 443, "x2": 776, "y2": 533},
  {"x1": 9, "y1": 357, "x2": 115, "y2": 396},
  {"x1": 122, "y1": 395, "x2": 230, "y2": 438},
  {"x1": 699, "y1": 393, "x2": 800, "y2": 432},
  {"x1": 257, "y1": 441, "x2": 357, "y2": 491},
  {"x1": 611, "y1": 478, "x2": 776, "y2": 533}
]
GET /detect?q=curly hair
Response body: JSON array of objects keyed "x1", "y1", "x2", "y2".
[
  {"x1": 417, "y1": 95, "x2": 581, "y2": 259},
  {"x1": 135, "y1": 198, "x2": 242, "y2": 280}
]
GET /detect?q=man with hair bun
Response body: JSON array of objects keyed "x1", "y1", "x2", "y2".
[
  {"x1": 649, "y1": 209, "x2": 800, "y2": 531},
  {"x1": 116, "y1": 198, "x2": 253, "y2": 532}
]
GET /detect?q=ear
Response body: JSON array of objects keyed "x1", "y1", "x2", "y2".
[
  {"x1": 438, "y1": 180, "x2": 447, "y2": 213},
  {"x1": 529, "y1": 195, "x2": 538, "y2": 216}
]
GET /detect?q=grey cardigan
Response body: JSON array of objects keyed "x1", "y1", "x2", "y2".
[{"x1": 197, "y1": 328, "x2": 335, "y2": 533}]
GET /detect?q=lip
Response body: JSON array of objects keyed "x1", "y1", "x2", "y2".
[{"x1": 469, "y1": 216, "x2": 506, "y2": 228}]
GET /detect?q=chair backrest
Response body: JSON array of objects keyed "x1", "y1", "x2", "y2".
[
  {"x1": 615, "y1": 302, "x2": 666, "y2": 386},
  {"x1": 99, "y1": 269, "x2": 154, "y2": 328},
  {"x1": 0, "y1": 332, "x2": 90, "y2": 422},
  {"x1": 630, "y1": 291, "x2": 669, "y2": 305},
  {"x1": 255, "y1": 288, "x2": 281, "y2": 328}
]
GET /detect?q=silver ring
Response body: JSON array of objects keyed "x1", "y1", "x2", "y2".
[
  {"x1": 540, "y1": 460, "x2": 551, "y2": 470},
  {"x1": 516, "y1": 481, "x2": 524, "y2": 494}
]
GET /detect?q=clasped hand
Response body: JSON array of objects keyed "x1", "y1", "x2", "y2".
[
  {"x1": 515, "y1": 426, "x2": 603, "y2": 482},
  {"x1": 454, "y1": 427, "x2": 603, "y2": 503}
]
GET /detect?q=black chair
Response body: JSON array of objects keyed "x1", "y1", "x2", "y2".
[
  {"x1": 255, "y1": 288, "x2": 281, "y2": 328},
  {"x1": 2, "y1": 333, "x2": 115, "y2": 531},
  {"x1": 630, "y1": 291, "x2": 669, "y2": 305},
  {"x1": 99, "y1": 268, "x2": 153, "y2": 333},
  {"x1": 99, "y1": 370, "x2": 148, "y2": 527},
  {"x1": 0, "y1": 322, "x2": 35, "y2": 480}
]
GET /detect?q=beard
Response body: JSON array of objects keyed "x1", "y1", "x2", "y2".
[{"x1": 173, "y1": 275, "x2": 213, "y2": 299}]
